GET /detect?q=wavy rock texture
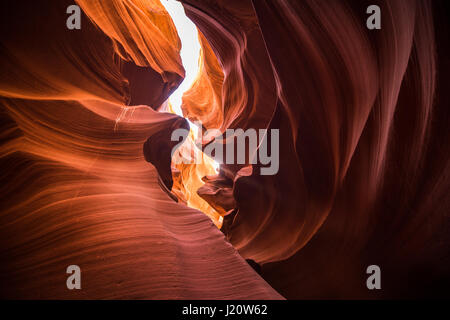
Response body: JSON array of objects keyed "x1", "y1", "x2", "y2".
[
  {"x1": 181, "y1": 31, "x2": 224, "y2": 130},
  {"x1": 0, "y1": 0, "x2": 282, "y2": 299},
  {"x1": 181, "y1": 0, "x2": 450, "y2": 298},
  {"x1": 1, "y1": 0, "x2": 449, "y2": 300}
]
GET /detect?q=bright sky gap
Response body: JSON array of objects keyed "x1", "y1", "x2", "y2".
[
  {"x1": 160, "y1": 0, "x2": 200, "y2": 124},
  {"x1": 160, "y1": 0, "x2": 219, "y2": 171}
]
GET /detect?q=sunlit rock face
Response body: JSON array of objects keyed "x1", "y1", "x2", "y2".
[
  {"x1": 0, "y1": 0, "x2": 449, "y2": 300},
  {"x1": 0, "y1": 0, "x2": 282, "y2": 299},
  {"x1": 158, "y1": 0, "x2": 224, "y2": 227},
  {"x1": 181, "y1": 31, "x2": 224, "y2": 130}
]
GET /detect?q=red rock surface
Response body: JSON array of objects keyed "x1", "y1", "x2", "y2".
[
  {"x1": 0, "y1": 0, "x2": 282, "y2": 299},
  {"x1": 181, "y1": 0, "x2": 450, "y2": 298},
  {"x1": 1, "y1": 0, "x2": 449, "y2": 299}
]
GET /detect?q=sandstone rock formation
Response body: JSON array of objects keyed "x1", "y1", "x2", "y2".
[{"x1": 0, "y1": 0, "x2": 449, "y2": 299}]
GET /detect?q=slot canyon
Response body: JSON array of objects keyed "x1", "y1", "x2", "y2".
[{"x1": 0, "y1": 0, "x2": 449, "y2": 299}]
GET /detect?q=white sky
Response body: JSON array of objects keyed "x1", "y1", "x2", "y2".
[
  {"x1": 160, "y1": 0, "x2": 219, "y2": 172},
  {"x1": 160, "y1": 0, "x2": 201, "y2": 118}
]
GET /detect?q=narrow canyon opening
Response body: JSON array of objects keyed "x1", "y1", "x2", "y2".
[{"x1": 160, "y1": 0, "x2": 223, "y2": 227}]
